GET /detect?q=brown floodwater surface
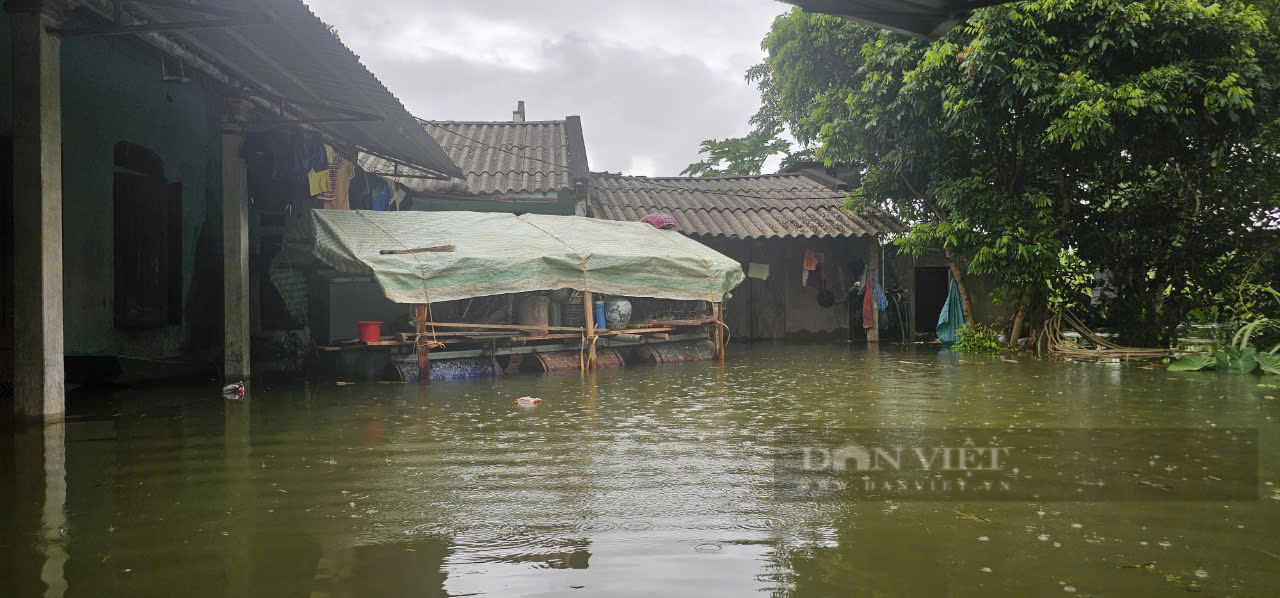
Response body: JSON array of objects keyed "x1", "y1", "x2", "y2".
[{"x1": 3, "y1": 342, "x2": 1279, "y2": 597}]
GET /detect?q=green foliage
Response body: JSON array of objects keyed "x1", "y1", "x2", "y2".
[
  {"x1": 1216, "y1": 346, "x2": 1260, "y2": 373},
  {"x1": 1233, "y1": 317, "x2": 1280, "y2": 354},
  {"x1": 681, "y1": 127, "x2": 791, "y2": 177},
  {"x1": 953, "y1": 323, "x2": 1013, "y2": 355},
  {"x1": 1259, "y1": 353, "x2": 1280, "y2": 375},
  {"x1": 1168, "y1": 285, "x2": 1280, "y2": 375},
  {"x1": 739, "y1": 1, "x2": 1280, "y2": 346}
]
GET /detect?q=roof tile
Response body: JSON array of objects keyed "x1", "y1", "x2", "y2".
[
  {"x1": 590, "y1": 172, "x2": 906, "y2": 239},
  {"x1": 369, "y1": 120, "x2": 573, "y2": 196}
]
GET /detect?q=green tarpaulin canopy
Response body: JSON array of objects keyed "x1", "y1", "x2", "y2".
[{"x1": 311, "y1": 210, "x2": 746, "y2": 304}]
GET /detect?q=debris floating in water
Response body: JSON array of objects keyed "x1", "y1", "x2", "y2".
[
  {"x1": 221, "y1": 381, "x2": 244, "y2": 400},
  {"x1": 516, "y1": 396, "x2": 542, "y2": 407}
]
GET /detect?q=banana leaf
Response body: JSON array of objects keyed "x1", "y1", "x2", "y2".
[{"x1": 1168, "y1": 354, "x2": 1216, "y2": 372}]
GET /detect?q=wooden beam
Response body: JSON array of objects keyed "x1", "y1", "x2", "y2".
[
  {"x1": 601, "y1": 327, "x2": 674, "y2": 335},
  {"x1": 419, "y1": 332, "x2": 709, "y2": 360},
  {"x1": 379, "y1": 244, "x2": 455, "y2": 255},
  {"x1": 642, "y1": 316, "x2": 717, "y2": 327},
  {"x1": 419, "y1": 321, "x2": 589, "y2": 333},
  {"x1": 415, "y1": 304, "x2": 430, "y2": 385},
  {"x1": 713, "y1": 302, "x2": 725, "y2": 361}
]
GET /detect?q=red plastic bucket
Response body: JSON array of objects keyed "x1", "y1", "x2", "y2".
[{"x1": 357, "y1": 321, "x2": 383, "y2": 343}]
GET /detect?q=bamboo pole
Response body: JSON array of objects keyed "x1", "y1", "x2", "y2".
[
  {"x1": 582, "y1": 290, "x2": 596, "y2": 370},
  {"x1": 415, "y1": 304, "x2": 430, "y2": 385},
  {"x1": 713, "y1": 302, "x2": 724, "y2": 362}
]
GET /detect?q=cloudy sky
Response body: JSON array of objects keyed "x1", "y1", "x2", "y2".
[{"x1": 304, "y1": 0, "x2": 791, "y2": 176}]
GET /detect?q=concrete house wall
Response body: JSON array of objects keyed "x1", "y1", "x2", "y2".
[
  {"x1": 0, "y1": 8, "x2": 223, "y2": 360},
  {"x1": 702, "y1": 236, "x2": 889, "y2": 340}
]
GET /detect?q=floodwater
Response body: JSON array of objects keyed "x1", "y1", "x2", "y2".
[{"x1": 3, "y1": 342, "x2": 1279, "y2": 597}]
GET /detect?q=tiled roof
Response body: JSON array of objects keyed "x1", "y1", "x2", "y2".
[
  {"x1": 372, "y1": 119, "x2": 586, "y2": 196},
  {"x1": 589, "y1": 172, "x2": 906, "y2": 239}
]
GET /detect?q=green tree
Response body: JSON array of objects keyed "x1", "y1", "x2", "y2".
[
  {"x1": 681, "y1": 126, "x2": 791, "y2": 176},
  {"x1": 748, "y1": 1, "x2": 1280, "y2": 345}
]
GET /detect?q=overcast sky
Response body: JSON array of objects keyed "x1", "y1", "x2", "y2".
[{"x1": 304, "y1": 0, "x2": 791, "y2": 177}]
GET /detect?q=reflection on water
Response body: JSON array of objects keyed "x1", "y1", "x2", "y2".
[{"x1": 2, "y1": 342, "x2": 1279, "y2": 597}]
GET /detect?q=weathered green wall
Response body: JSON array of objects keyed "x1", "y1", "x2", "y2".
[
  {"x1": 406, "y1": 189, "x2": 574, "y2": 215},
  {"x1": 2, "y1": 9, "x2": 223, "y2": 357}
]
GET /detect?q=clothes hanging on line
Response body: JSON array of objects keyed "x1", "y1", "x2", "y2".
[
  {"x1": 370, "y1": 177, "x2": 392, "y2": 211},
  {"x1": 389, "y1": 182, "x2": 406, "y2": 210},
  {"x1": 308, "y1": 168, "x2": 330, "y2": 198},
  {"x1": 311, "y1": 145, "x2": 338, "y2": 201},
  {"x1": 806, "y1": 265, "x2": 823, "y2": 289},
  {"x1": 326, "y1": 158, "x2": 355, "y2": 210},
  {"x1": 296, "y1": 133, "x2": 329, "y2": 174}
]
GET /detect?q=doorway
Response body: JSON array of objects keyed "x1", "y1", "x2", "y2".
[
  {"x1": 913, "y1": 266, "x2": 949, "y2": 333},
  {"x1": 1, "y1": 137, "x2": 12, "y2": 394}
]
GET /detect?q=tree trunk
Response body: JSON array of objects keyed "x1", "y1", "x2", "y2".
[
  {"x1": 942, "y1": 245, "x2": 975, "y2": 323},
  {"x1": 1009, "y1": 300, "x2": 1028, "y2": 346}
]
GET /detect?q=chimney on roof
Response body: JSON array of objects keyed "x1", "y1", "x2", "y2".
[{"x1": 512, "y1": 100, "x2": 526, "y2": 122}]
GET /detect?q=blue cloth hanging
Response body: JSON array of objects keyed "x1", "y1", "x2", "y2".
[
  {"x1": 936, "y1": 278, "x2": 965, "y2": 344},
  {"x1": 370, "y1": 178, "x2": 391, "y2": 211}
]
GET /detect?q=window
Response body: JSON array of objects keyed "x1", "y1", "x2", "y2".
[{"x1": 113, "y1": 142, "x2": 182, "y2": 329}]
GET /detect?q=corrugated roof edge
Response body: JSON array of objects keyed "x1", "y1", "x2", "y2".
[{"x1": 273, "y1": 0, "x2": 464, "y2": 179}]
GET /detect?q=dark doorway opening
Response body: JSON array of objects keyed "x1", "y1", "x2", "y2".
[
  {"x1": 113, "y1": 141, "x2": 182, "y2": 329},
  {"x1": 1, "y1": 137, "x2": 12, "y2": 396},
  {"x1": 914, "y1": 266, "x2": 949, "y2": 333}
]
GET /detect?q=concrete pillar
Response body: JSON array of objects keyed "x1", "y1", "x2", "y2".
[
  {"x1": 222, "y1": 131, "x2": 250, "y2": 382},
  {"x1": 11, "y1": 2, "x2": 65, "y2": 422}
]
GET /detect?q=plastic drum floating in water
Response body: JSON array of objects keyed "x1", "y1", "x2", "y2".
[
  {"x1": 391, "y1": 355, "x2": 501, "y2": 383},
  {"x1": 633, "y1": 340, "x2": 716, "y2": 364},
  {"x1": 528, "y1": 349, "x2": 625, "y2": 373}
]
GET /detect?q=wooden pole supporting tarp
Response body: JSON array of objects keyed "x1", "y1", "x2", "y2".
[
  {"x1": 713, "y1": 302, "x2": 725, "y2": 362},
  {"x1": 415, "y1": 304, "x2": 430, "y2": 385},
  {"x1": 582, "y1": 290, "x2": 597, "y2": 370}
]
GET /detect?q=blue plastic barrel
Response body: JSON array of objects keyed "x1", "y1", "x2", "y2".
[{"x1": 593, "y1": 301, "x2": 607, "y2": 330}]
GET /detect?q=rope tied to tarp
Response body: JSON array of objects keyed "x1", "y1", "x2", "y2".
[
  {"x1": 521, "y1": 217, "x2": 599, "y2": 370},
  {"x1": 415, "y1": 264, "x2": 445, "y2": 350}
]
